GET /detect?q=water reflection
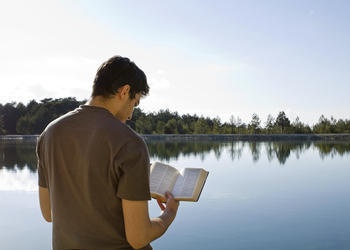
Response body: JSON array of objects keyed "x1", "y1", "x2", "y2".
[
  {"x1": 1, "y1": 138, "x2": 350, "y2": 173},
  {"x1": 0, "y1": 139, "x2": 37, "y2": 172},
  {"x1": 147, "y1": 140, "x2": 350, "y2": 165}
]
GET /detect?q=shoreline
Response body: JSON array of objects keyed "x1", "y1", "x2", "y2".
[
  {"x1": 142, "y1": 133, "x2": 350, "y2": 142},
  {"x1": 1, "y1": 134, "x2": 350, "y2": 142}
]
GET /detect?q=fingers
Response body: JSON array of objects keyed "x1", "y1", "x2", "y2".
[
  {"x1": 164, "y1": 191, "x2": 179, "y2": 214},
  {"x1": 157, "y1": 197, "x2": 166, "y2": 211},
  {"x1": 155, "y1": 192, "x2": 179, "y2": 211}
]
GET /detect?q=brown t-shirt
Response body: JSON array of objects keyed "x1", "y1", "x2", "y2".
[{"x1": 37, "y1": 105, "x2": 152, "y2": 250}]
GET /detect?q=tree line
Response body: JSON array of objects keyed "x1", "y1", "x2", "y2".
[{"x1": 1, "y1": 98, "x2": 350, "y2": 135}]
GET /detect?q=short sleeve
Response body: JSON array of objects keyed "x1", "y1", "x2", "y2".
[
  {"x1": 36, "y1": 134, "x2": 48, "y2": 188},
  {"x1": 114, "y1": 136, "x2": 151, "y2": 201}
]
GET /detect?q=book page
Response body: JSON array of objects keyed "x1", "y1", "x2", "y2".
[
  {"x1": 172, "y1": 168, "x2": 204, "y2": 199},
  {"x1": 150, "y1": 162, "x2": 180, "y2": 197}
]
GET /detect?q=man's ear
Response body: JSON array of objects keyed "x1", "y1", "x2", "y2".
[{"x1": 118, "y1": 84, "x2": 131, "y2": 99}]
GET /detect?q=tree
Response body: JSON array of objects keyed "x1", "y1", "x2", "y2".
[
  {"x1": 265, "y1": 114, "x2": 275, "y2": 134},
  {"x1": 2, "y1": 102, "x2": 24, "y2": 134},
  {"x1": 229, "y1": 115, "x2": 236, "y2": 134},
  {"x1": 181, "y1": 114, "x2": 198, "y2": 134},
  {"x1": 135, "y1": 115, "x2": 153, "y2": 134},
  {"x1": 156, "y1": 109, "x2": 178, "y2": 123},
  {"x1": 248, "y1": 113, "x2": 261, "y2": 134},
  {"x1": 230, "y1": 116, "x2": 243, "y2": 134},
  {"x1": 155, "y1": 121, "x2": 166, "y2": 134},
  {"x1": 164, "y1": 118, "x2": 179, "y2": 134},
  {"x1": 275, "y1": 111, "x2": 291, "y2": 133},
  {"x1": 313, "y1": 115, "x2": 331, "y2": 133},
  {"x1": 16, "y1": 98, "x2": 83, "y2": 134},
  {"x1": 0, "y1": 114, "x2": 4, "y2": 135},
  {"x1": 212, "y1": 117, "x2": 222, "y2": 134},
  {"x1": 291, "y1": 116, "x2": 311, "y2": 134},
  {"x1": 335, "y1": 119, "x2": 350, "y2": 133},
  {"x1": 194, "y1": 117, "x2": 210, "y2": 134}
]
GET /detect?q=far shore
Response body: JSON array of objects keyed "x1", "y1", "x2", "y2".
[
  {"x1": 1, "y1": 134, "x2": 350, "y2": 142},
  {"x1": 142, "y1": 133, "x2": 350, "y2": 142}
]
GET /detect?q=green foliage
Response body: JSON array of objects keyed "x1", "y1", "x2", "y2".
[
  {"x1": 1, "y1": 102, "x2": 25, "y2": 134},
  {"x1": 314, "y1": 116, "x2": 350, "y2": 134},
  {"x1": 0, "y1": 98, "x2": 350, "y2": 134},
  {"x1": 265, "y1": 114, "x2": 275, "y2": 134},
  {"x1": 0, "y1": 115, "x2": 5, "y2": 135},
  {"x1": 248, "y1": 113, "x2": 261, "y2": 134},
  {"x1": 275, "y1": 111, "x2": 291, "y2": 133},
  {"x1": 1, "y1": 98, "x2": 84, "y2": 135},
  {"x1": 0, "y1": 104, "x2": 5, "y2": 134},
  {"x1": 291, "y1": 116, "x2": 312, "y2": 134}
]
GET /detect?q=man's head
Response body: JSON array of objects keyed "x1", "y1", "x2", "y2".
[{"x1": 92, "y1": 56, "x2": 149, "y2": 99}]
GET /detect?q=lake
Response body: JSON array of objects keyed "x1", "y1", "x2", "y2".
[{"x1": 1, "y1": 137, "x2": 350, "y2": 250}]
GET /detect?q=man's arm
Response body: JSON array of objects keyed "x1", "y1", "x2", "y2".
[
  {"x1": 39, "y1": 186, "x2": 52, "y2": 222},
  {"x1": 122, "y1": 192, "x2": 179, "y2": 249}
]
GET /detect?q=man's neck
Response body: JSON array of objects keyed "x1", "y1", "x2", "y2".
[{"x1": 86, "y1": 96, "x2": 116, "y2": 115}]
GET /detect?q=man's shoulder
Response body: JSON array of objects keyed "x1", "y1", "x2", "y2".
[
  {"x1": 115, "y1": 125, "x2": 146, "y2": 149},
  {"x1": 43, "y1": 108, "x2": 79, "y2": 129}
]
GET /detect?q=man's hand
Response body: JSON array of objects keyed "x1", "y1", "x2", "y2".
[{"x1": 156, "y1": 191, "x2": 179, "y2": 214}]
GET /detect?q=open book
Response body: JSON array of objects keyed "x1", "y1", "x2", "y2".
[{"x1": 150, "y1": 162, "x2": 209, "y2": 202}]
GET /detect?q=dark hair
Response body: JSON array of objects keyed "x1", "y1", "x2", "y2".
[{"x1": 92, "y1": 56, "x2": 149, "y2": 98}]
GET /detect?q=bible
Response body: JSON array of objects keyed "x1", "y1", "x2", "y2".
[{"x1": 150, "y1": 162, "x2": 209, "y2": 202}]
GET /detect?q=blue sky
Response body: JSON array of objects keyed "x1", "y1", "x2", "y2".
[{"x1": 1, "y1": 0, "x2": 349, "y2": 125}]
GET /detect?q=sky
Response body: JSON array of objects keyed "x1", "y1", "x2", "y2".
[{"x1": 1, "y1": 0, "x2": 349, "y2": 125}]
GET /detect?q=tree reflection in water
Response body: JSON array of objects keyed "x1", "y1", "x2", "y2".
[
  {"x1": 1, "y1": 137, "x2": 350, "y2": 173},
  {"x1": 0, "y1": 138, "x2": 37, "y2": 172}
]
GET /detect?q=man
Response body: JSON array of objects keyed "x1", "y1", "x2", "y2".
[{"x1": 37, "y1": 56, "x2": 179, "y2": 250}]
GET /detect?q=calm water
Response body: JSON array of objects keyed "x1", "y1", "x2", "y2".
[{"x1": 1, "y1": 138, "x2": 350, "y2": 250}]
